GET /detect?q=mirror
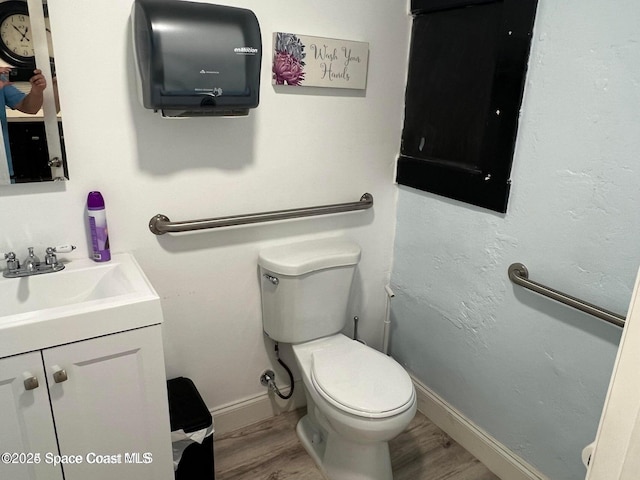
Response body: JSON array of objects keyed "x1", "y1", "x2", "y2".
[{"x1": 0, "y1": 0, "x2": 66, "y2": 185}]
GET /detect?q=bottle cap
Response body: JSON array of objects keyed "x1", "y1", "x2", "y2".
[{"x1": 87, "y1": 191, "x2": 105, "y2": 210}]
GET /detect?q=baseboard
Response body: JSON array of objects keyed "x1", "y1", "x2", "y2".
[
  {"x1": 211, "y1": 373, "x2": 546, "y2": 480},
  {"x1": 211, "y1": 380, "x2": 306, "y2": 436},
  {"x1": 411, "y1": 374, "x2": 548, "y2": 480}
]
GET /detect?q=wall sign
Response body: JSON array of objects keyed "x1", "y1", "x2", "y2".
[{"x1": 272, "y1": 32, "x2": 369, "y2": 90}]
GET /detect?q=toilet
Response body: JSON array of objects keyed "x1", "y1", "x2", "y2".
[{"x1": 259, "y1": 237, "x2": 416, "y2": 480}]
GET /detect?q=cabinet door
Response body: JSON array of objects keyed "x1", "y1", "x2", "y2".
[
  {"x1": 0, "y1": 352, "x2": 63, "y2": 480},
  {"x1": 43, "y1": 326, "x2": 173, "y2": 480}
]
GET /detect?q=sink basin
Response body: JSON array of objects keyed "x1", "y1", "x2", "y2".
[{"x1": 0, "y1": 253, "x2": 163, "y2": 357}]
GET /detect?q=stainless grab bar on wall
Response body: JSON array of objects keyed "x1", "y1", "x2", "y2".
[
  {"x1": 149, "y1": 193, "x2": 373, "y2": 235},
  {"x1": 508, "y1": 263, "x2": 626, "y2": 328}
]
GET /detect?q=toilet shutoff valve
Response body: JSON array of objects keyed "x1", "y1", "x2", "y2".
[{"x1": 260, "y1": 370, "x2": 276, "y2": 389}]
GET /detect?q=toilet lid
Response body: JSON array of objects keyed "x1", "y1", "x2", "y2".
[{"x1": 311, "y1": 341, "x2": 415, "y2": 419}]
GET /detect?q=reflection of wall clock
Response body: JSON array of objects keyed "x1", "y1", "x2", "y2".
[{"x1": 0, "y1": 1, "x2": 35, "y2": 68}]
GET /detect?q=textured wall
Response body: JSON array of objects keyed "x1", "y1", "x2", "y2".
[{"x1": 390, "y1": 0, "x2": 640, "y2": 479}]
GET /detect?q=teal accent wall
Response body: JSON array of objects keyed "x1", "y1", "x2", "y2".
[{"x1": 390, "y1": 1, "x2": 640, "y2": 478}]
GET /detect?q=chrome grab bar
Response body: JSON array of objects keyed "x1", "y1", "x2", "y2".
[
  {"x1": 508, "y1": 263, "x2": 626, "y2": 328},
  {"x1": 149, "y1": 193, "x2": 373, "y2": 235}
]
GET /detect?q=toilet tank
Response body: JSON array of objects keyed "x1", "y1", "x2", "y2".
[{"x1": 258, "y1": 238, "x2": 361, "y2": 344}]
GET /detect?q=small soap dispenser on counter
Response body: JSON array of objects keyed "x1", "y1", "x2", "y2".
[{"x1": 87, "y1": 191, "x2": 110, "y2": 262}]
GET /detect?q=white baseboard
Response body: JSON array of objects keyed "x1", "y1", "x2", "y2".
[
  {"x1": 211, "y1": 380, "x2": 306, "y2": 436},
  {"x1": 411, "y1": 374, "x2": 548, "y2": 480},
  {"x1": 211, "y1": 374, "x2": 547, "y2": 480}
]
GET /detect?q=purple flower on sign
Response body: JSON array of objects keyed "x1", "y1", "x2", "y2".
[
  {"x1": 273, "y1": 51, "x2": 305, "y2": 86},
  {"x1": 273, "y1": 33, "x2": 306, "y2": 86}
]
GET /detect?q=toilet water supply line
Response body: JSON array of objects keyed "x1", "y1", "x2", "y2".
[{"x1": 262, "y1": 343, "x2": 295, "y2": 400}]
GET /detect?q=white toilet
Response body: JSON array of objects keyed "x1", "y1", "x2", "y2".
[{"x1": 259, "y1": 237, "x2": 416, "y2": 480}]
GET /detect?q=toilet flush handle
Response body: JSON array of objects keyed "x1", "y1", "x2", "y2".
[{"x1": 263, "y1": 273, "x2": 279, "y2": 286}]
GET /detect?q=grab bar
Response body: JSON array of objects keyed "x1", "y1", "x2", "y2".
[
  {"x1": 149, "y1": 193, "x2": 373, "y2": 235},
  {"x1": 508, "y1": 263, "x2": 625, "y2": 328}
]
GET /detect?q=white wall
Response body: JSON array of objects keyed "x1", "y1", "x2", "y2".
[
  {"x1": 0, "y1": 0, "x2": 410, "y2": 410},
  {"x1": 390, "y1": 1, "x2": 640, "y2": 479}
]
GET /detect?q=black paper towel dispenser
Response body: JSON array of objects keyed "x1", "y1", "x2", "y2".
[{"x1": 132, "y1": 0, "x2": 261, "y2": 117}]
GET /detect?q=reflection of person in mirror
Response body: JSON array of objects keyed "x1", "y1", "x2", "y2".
[{"x1": 0, "y1": 67, "x2": 48, "y2": 181}]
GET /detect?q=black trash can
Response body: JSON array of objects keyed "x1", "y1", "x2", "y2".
[{"x1": 167, "y1": 377, "x2": 215, "y2": 480}]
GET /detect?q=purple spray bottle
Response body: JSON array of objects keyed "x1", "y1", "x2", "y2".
[{"x1": 87, "y1": 191, "x2": 111, "y2": 262}]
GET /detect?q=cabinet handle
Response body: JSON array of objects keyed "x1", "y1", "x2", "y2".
[
  {"x1": 23, "y1": 375, "x2": 39, "y2": 391},
  {"x1": 53, "y1": 368, "x2": 68, "y2": 383}
]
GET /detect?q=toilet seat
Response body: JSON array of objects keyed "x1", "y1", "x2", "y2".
[{"x1": 310, "y1": 341, "x2": 415, "y2": 419}]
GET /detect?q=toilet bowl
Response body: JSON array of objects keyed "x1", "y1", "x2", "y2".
[
  {"x1": 292, "y1": 334, "x2": 416, "y2": 480},
  {"x1": 258, "y1": 237, "x2": 416, "y2": 479}
]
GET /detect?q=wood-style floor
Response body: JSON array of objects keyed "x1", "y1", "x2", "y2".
[{"x1": 215, "y1": 409, "x2": 499, "y2": 480}]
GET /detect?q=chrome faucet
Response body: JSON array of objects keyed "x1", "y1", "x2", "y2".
[
  {"x1": 23, "y1": 247, "x2": 40, "y2": 271},
  {"x1": 3, "y1": 245, "x2": 76, "y2": 278}
]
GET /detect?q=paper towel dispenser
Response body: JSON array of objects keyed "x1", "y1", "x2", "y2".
[{"x1": 132, "y1": 0, "x2": 262, "y2": 117}]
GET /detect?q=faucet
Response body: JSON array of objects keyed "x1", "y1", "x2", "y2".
[
  {"x1": 23, "y1": 247, "x2": 40, "y2": 271},
  {"x1": 3, "y1": 245, "x2": 76, "y2": 278}
]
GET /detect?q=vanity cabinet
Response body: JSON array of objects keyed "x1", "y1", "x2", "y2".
[
  {"x1": 0, "y1": 351, "x2": 63, "y2": 480},
  {"x1": 0, "y1": 325, "x2": 173, "y2": 480}
]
